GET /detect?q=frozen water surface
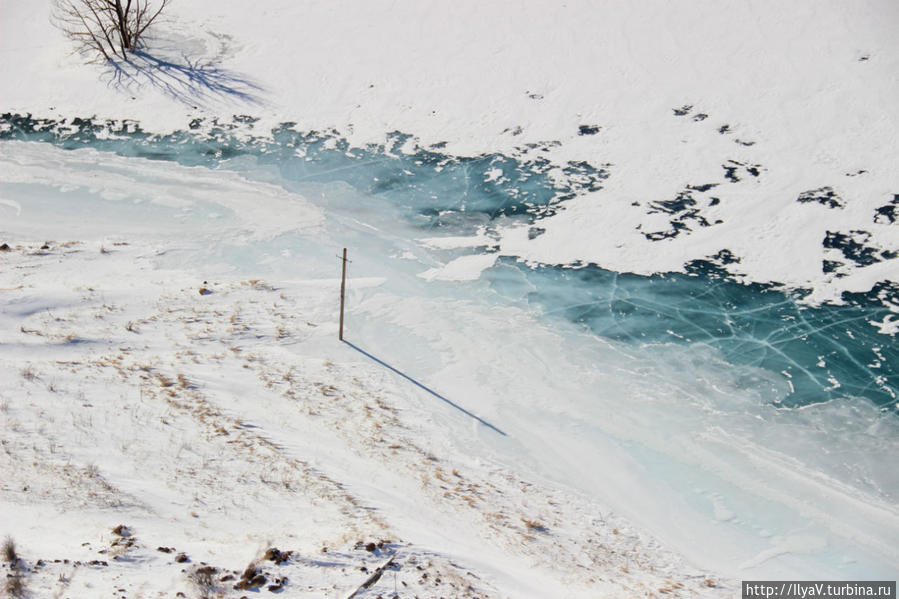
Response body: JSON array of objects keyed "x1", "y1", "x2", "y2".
[
  {"x1": 1, "y1": 115, "x2": 898, "y2": 578},
  {"x1": 502, "y1": 261, "x2": 898, "y2": 410}
]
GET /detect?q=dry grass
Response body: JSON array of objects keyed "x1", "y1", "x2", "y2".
[
  {"x1": 235, "y1": 561, "x2": 267, "y2": 590},
  {"x1": 20, "y1": 365, "x2": 38, "y2": 382},
  {"x1": 3, "y1": 536, "x2": 17, "y2": 565},
  {"x1": 5, "y1": 572, "x2": 26, "y2": 598},
  {"x1": 188, "y1": 565, "x2": 219, "y2": 599},
  {"x1": 112, "y1": 524, "x2": 131, "y2": 537},
  {"x1": 521, "y1": 518, "x2": 548, "y2": 533},
  {"x1": 3, "y1": 537, "x2": 25, "y2": 598}
]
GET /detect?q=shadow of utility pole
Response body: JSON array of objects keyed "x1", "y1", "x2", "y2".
[{"x1": 342, "y1": 340, "x2": 507, "y2": 436}]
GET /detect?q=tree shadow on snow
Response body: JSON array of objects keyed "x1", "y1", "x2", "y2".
[{"x1": 104, "y1": 50, "x2": 264, "y2": 108}]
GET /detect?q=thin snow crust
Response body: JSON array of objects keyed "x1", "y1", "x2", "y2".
[{"x1": 2, "y1": 0, "x2": 899, "y2": 595}]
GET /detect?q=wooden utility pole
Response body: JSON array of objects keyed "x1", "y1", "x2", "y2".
[{"x1": 339, "y1": 247, "x2": 347, "y2": 340}]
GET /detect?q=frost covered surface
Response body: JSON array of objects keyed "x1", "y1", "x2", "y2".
[
  {"x1": 0, "y1": 238, "x2": 724, "y2": 598},
  {"x1": 2, "y1": 0, "x2": 899, "y2": 595},
  {"x1": 2, "y1": 0, "x2": 897, "y2": 296}
]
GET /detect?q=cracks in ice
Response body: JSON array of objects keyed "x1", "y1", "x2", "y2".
[{"x1": 504, "y1": 259, "x2": 898, "y2": 410}]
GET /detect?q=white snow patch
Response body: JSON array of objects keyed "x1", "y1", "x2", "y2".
[{"x1": 418, "y1": 253, "x2": 499, "y2": 281}]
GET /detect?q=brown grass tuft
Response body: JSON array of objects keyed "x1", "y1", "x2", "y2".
[
  {"x1": 188, "y1": 565, "x2": 219, "y2": 599},
  {"x1": 5, "y1": 571, "x2": 26, "y2": 598},
  {"x1": 3, "y1": 536, "x2": 17, "y2": 565},
  {"x1": 521, "y1": 518, "x2": 548, "y2": 533},
  {"x1": 112, "y1": 524, "x2": 131, "y2": 537}
]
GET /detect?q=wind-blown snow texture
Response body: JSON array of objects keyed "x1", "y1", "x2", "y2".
[{"x1": 1, "y1": 0, "x2": 898, "y2": 595}]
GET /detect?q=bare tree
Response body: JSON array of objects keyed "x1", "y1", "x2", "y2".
[{"x1": 53, "y1": 0, "x2": 171, "y2": 62}]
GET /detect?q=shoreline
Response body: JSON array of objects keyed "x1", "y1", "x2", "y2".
[{"x1": 0, "y1": 237, "x2": 727, "y2": 597}]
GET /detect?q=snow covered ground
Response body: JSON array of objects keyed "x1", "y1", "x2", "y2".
[
  {"x1": 2, "y1": 0, "x2": 897, "y2": 298},
  {"x1": 0, "y1": 233, "x2": 724, "y2": 597},
  {"x1": 1, "y1": 0, "x2": 898, "y2": 596}
]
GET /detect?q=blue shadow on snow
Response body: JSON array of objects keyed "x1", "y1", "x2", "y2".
[
  {"x1": 104, "y1": 50, "x2": 264, "y2": 107},
  {"x1": 342, "y1": 340, "x2": 507, "y2": 436}
]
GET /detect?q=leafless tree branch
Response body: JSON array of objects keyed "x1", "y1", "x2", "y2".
[{"x1": 52, "y1": 0, "x2": 171, "y2": 62}]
